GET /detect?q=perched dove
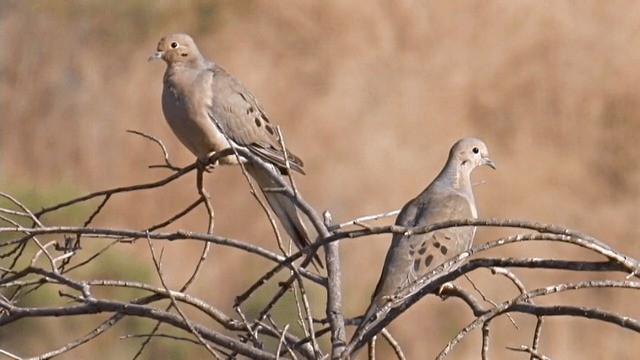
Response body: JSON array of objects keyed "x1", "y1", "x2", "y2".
[
  {"x1": 355, "y1": 138, "x2": 496, "y2": 339},
  {"x1": 149, "y1": 33, "x2": 321, "y2": 267}
]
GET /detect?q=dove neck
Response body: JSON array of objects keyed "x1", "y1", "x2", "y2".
[
  {"x1": 166, "y1": 56, "x2": 209, "y2": 74},
  {"x1": 434, "y1": 161, "x2": 472, "y2": 193}
]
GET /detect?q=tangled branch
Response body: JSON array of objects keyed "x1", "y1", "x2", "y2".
[{"x1": 1, "y1": 131, "x2": 638, "y2": 359}]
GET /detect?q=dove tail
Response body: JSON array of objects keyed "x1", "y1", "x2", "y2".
[
  {"x1": 245, "y1": 163, "x2": 323, "y2": 269},
  {"x1": 348, "y1": 300, "x2": 379, "y2": 356}
]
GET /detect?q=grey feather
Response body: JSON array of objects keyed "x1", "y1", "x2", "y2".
[
  {"x1": 150, "y1": 33, "x2": 319, "y2": 268},
  {"x1": 355, "y1": 137, "x2": 496, "y2": 339}
]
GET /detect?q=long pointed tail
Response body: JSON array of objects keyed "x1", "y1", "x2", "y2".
[
  {"x1": 245, "y1": 163, "x2": 323, "y2": 269},
  {"x1": 347, "y1": 300, "x2": 379, "y2": 357}
]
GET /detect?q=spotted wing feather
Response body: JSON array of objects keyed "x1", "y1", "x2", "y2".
[
  {"x1": 370, "y1": 190, "x2": 474, "y2": 310},
  {"x1": 207, "y1": 66, "x2": 304, "y2": 173}
]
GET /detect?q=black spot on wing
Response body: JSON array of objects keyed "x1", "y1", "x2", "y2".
[
  {"x1": 440, "y1": 246, "x2": 448, "y2": 255},
  {"x1": 265, "y1": 124, "x2": 275, "y2": 135},
  {"x1": 254, "y1": 117, "x2": 262, "y2": 127},
  {"x1": 413, "y1": 259, "x2": 421, "y2": 273},
  {"x1": 424, "y1": 255, "x2": 434, "y2": 268}
]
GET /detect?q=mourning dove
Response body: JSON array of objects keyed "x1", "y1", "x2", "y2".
[
  {"x1": 149, "y1": 33, "x2": 321, "y2": 268},
  {"x1": 355, "y1": 138, "x2": 496, "y2": 340}
]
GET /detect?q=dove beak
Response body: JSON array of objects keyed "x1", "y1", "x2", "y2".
[
  {"x1": 483, "y1": 157, "x2": 497, "y2": 170},
  {"x1": 148, "y1": 51, "x2": 164, "y2": 62}
]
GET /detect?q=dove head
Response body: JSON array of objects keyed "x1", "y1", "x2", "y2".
[
  {"x1": 148, "y1": 33, "x2": 203, "y2": 66},
  {"x1": 448, "y1": 138, "x2": 496, "y2": 173}
]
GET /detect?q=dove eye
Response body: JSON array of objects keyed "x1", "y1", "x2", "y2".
[
  {"x1": 472, "y1": 147, "x2": 479, "y2": 154},
  {"x1": 170, "y1": 42, "x2": 179, "y2": 49}
]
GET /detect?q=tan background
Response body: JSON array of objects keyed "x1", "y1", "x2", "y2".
[{"x1": 1, "y1": 1, "x2": 639, "y2": 358}]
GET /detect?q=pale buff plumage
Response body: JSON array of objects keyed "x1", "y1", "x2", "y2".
[
  {"x1": 149, "y1": 33, "x2": 320, "y2": 268},
  {"x1": 354, "y1": 138, "x2": 496, "y2": 342}
]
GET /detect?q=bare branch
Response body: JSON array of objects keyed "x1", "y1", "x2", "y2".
[
  {"x1": 481, "y1": 321, "x2": 490, "y2": 360},
  {"x1": 325, "y1": 240, "x2": 347, "y2": 357},
  {"x1": 25, "y1": 313, "x2": 126, "y2": 360},
  {"x1": 380, "y1": 328, "x2": 406, "y2": 360},
  {"x1": 34, "y1": 165, "x2": 195, "y2": 218},
  {"x1": 506, "y1": 345, "x2": 552, "y2": 360},
  {"x1": 437, "y1": 280, "x2": 640, "y2": 359},
  {"x1": 531, "y1": 316, "x2": 544, "y2": 360},
  {"x1": 291, "y1": 270, "x2": 322, "y2": 358},
  {"x1": 328, "y1": 209, "x2": 400, "y2": 231},
  {"x1": 0, "y1": 349, "x2": 21, "y2": 360},
  {"x1": 122, "y1": 332, "x2": 202, "y2": 345},
  {"x1": 0, "y1": 226, "x2": 323, "y2": 284},
  {"x1": 146, "y1": 238, "x2": 221, "y2": 358},
  {"x1": 345, "y1": 234, "x2": 640, "y2": 356},
  {"x1": 3, "y1": 134, "x2": 638, "y2": 360},
  {"x1": 126, "y1": 129, "x2": 181, "y2": 171}
]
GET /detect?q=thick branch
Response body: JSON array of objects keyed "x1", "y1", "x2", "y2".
[
  {"x1": 0, "y1": 226, "x2": 323, "y2": 285},
  {"x1": 2, "y1": 297, "x2": 276, "y2": 359}
]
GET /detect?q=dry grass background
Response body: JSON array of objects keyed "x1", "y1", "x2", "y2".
[{"x1": 1, "y1": 1, "x2": 640, "y2": 359}]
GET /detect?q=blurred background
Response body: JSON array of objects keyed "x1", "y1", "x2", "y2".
[{"x1": 1, "y1": 1, "x2": 639, "y2": 358}]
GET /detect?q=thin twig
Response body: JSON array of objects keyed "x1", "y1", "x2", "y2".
[
  {"x1": 437, "y1": 280, "x2": 640, "y2": 359},
  {"x1": 275, "y1": 324, "x2": 294, "y2": 360},
  {"x1": 0, "y1": 192, "x2": 44, "y2": 227},
  {"x1": 531, "y1": 316, "x2": 544, "y2": 360},
  {"x1": 63, "y1": 239, "x2": 120, "y2": 274},
  {"x1": 266, "y1": 316, "x2": 316, "y2": 359},
  {"x1": 145, "y1": 198, "x2": 204, "y2": 232},
  {"x1": 291, "y1": 269, "x2": 322, "y2": 358},
  {"x1": 121, "y1": 332, "x2": 202, "y2": 345},
  {"x1": 328, "y1": 209, "x2": 400, "y2": 232},
  {"x1": 0, "y1": 349, "x2": 21, "y2": 360},
  {"x1": 126, "y1": 129, "x2": 181, "y2": 170},
  {"x1": 196, "y1": 167, "x2": 215, "y2": 231},
  {"x1": 325, "y1": 240, "x2": 346, "y2": 358},
  {"x1": 146, "y1": 237, "x2": 221, "y2": 358},
  {"x1": 506, "y1": 345, "x2": 552, "y2": 360},
  {"x1": 380, "y1": 328, "x2": 406, "y2": 360},
  {"x1": 481, "y1": 321, "x2": 490, "y2": 360},
  {"x1": 0, "y1": 225, "x2": 323, "y2": 284},
  {"x1": 235, "y1": 306, "x2": 263, "y2": 349},
  {"x1": 35, "y1": 165, "x2": 195, "y2": 218},
  {"x1": 464, "y1": 272, "x2": 518, "y2": 329},
  {"x1": 27, "y1": 313, "x2": 127, "y2": 360},
  {"x1": 368, "y1": 335, "x2": 376, "y2": 360}
]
